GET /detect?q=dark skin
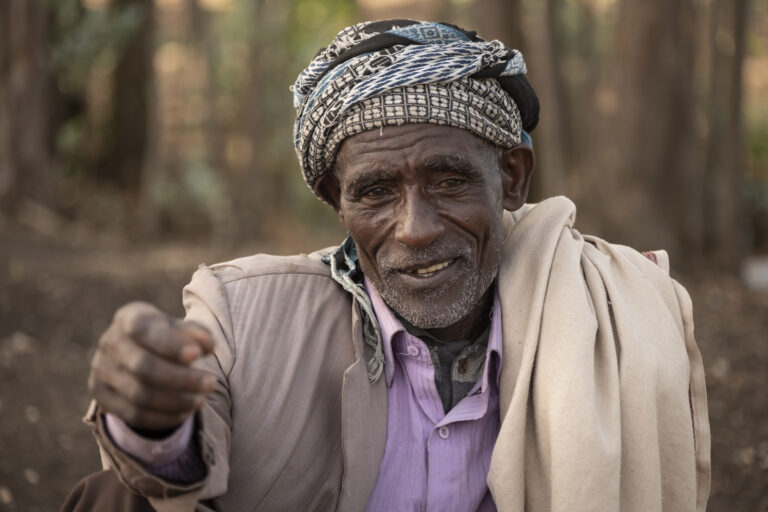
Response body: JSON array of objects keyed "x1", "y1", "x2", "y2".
[
  {"x1": 319, "y1": 123, "x2": 534, "y2": 342},
  {"x1": 89, "y1": 302, "x2": 216, "y2": 431},
  {"x1": 89, "y1": 123, "x2": 533, "y2": 431}
]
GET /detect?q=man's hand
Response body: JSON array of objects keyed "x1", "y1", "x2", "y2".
[{"x1": 89, "y1": 302, "x2": 216, "y2": 432}]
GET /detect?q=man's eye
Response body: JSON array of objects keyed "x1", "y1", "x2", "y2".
[
  {"x1": 364, "y1": 186, "x2": 389, "y2": 197},
  {"x1": 437, "y1": 178, "x2": 464, "y2": 189}
]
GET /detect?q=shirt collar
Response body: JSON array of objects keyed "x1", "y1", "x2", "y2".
[{"x1": 364, "y1": 278, "x2": 503, "y2": 389}]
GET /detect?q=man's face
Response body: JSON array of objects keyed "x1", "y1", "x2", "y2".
[{"x1": 332, "y1": 124, "x2": 519, "y2": 330}]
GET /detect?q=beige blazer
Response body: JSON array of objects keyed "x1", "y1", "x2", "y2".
[{"x1": 86, "y1": 196, "x2": 710, "y2": 511}]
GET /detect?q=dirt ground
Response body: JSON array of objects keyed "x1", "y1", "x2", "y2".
[{"x1": 0, "y1": 226, "x2": 766, "y2": 511}]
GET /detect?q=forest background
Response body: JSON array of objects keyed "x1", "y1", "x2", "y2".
[{"x1": 1, "y1": 0, "x2": 767, "y2": 510}]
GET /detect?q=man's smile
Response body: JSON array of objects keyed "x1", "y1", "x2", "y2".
[
  {"x1": 394, "y1": 258, "x2": 457, "y2": 277},
  {"x1": 410, "y1": 259, "x2": 454, "y2": 276},
  {"x1": 386, "y1": 255, "x2": 466, "y2": 292}
]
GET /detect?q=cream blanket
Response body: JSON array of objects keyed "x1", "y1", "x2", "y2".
[{"x1": 489, "y1": 197, "x2": 710, "y2": 511}]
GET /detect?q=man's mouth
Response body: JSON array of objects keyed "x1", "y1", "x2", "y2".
[{"x1": 406, "y1": 259, "x2": 454, "y2": 278}]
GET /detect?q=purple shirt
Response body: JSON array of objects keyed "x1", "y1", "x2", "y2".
[
  {"x1": 107, "y1": 282, "x2": 503, "y2": 509},
  {"x1": 364, "y1": 280, "x2": 502, "y2": 512}
]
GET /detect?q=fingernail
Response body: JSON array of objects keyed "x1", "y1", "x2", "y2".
[
  {"x1": 181, "y1": 344, "x2": 201, "y2": 362},
  {"x1": 203, "y1": 375, "x2": 216, "y2": 390}
]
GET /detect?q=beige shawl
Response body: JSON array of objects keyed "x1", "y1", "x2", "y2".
[{"x1": 489, "y1": 197, "x2": 710, "y2": 511}]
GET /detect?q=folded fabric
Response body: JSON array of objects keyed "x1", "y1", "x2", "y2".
[{"x1": 489, "y1": 197, "x2": 710, "y2": 512}]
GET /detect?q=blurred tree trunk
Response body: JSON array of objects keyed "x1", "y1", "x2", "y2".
[
  {"x1": 103, "y1": 0, "x2": 154, "y2": 195},
  {"x1": 234, "y1": 0, "x2": 269, "y2": 241},
  {"x1": 189, "y1": 0, "x2": 224, "y2": 176},
  {"x1": 356, "y1": 0, "x2": 444, "y2": 20},
  {"x1": 0, "y1": 0, "x2": 53, "y2": 213},
  {"x1": 534, "y1": 0, "x2": 570, "y2": 199},
  {"x1": 703, "y1": 0, "x2": 749, "y2": 270},
  {"x1": 472, "y1": 0, "x2": 526, "y2": 52},
  {"x1": 568, "y1": 1, "x2": 600, "y2": 183},
  {"x1": 504, "y1": 0, "x2": 569, "y2": 201},
  {"x1": 188, "y1": 0, "x2": 234, "y2": 243},
  {"x1": 582, "y1": 0, "x2": 700, "y2": 259},
  {"x1": 434, "y1": 0, "x2": 454, "y2": 21}
]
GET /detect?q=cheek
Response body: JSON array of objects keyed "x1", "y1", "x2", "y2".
[
  {"x1": 341, "y1": 205, "x2": 381, "y2": 235},
  {"x1": 460, "y1": 189, "x2": 504, "y2": 234},
  {"x1": 339, "y1": 203, "x2": 392, "y2": 256},
  {"x1": 468, "y1": 202, "x2": 505, "y2": 261}
]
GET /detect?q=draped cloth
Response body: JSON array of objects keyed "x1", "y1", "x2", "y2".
[
  {"x1": 490, "y1": 197, "x2": 710, "y2": 511},
  {"x1": 292, "y1": 20, "x2": 539, "y2": 195}
]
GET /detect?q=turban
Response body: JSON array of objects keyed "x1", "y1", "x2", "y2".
[{"x1": 292, "y1": 20, "x2": 540, "y2": 196}]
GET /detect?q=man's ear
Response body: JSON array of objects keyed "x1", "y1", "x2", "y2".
[
  {"x1": 314, "y1": 172, "x2": 341, "y2": 212},
  {"x1": 499, "y1": 144, "x2": 535, "y2": 211}
]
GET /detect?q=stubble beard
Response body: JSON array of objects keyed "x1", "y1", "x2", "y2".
[{"x1": 367, "y1": 238, "x2": 501, "y2": 329}]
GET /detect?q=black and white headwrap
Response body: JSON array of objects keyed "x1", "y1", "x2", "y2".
[{"x1": 292, "y1": 19, "x2": 540, "y2": 196}]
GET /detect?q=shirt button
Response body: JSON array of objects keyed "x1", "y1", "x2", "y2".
[
  {"x1": 438, "y1": 426, "x2": 450, "y2": 439},
  {"x1": 407, "y1": 345, "x2": 419, "y2": 356}
]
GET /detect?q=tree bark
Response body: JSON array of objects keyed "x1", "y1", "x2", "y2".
[
  {"x1": 472, "y1": 0, "x2": 526, "y2": 53},
  {"x1": 583, "y1": 0, "x2": 700, "y2": 258},
  {"x1": 104, "y1": 0, "x2": 155, "y2": 194},
  {"x1": 0, "y1": 0, "x2": 53, "y2": 213},
  {"x1": 502, "y1": 0, "x2": 569, "y2": 201},
  {"x1": 703, "y1": 0, "x2": 749, "y2": 270}
]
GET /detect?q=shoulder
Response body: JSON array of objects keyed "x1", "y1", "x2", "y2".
[
  {"x1": 505, "y1": 197, "x2": 672, "y2": 278},
  {"x1": 502, "y1": 197, "x2": 686, "y2": 313},
  {"x1": 182, "y1": 247, "x2": 354, "y2": 376},
  {"x1": 182, "y1": 246, "x2": 348, "y2": 338},
  {"x1": 201, "y1": 247, "x2": 335, "y2": 285}
]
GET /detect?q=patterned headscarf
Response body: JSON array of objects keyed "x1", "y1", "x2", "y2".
[{"x1": 292, "y1": 20, "x2": 539, "y2": 196}]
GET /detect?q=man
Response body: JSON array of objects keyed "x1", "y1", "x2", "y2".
[{"x1": 64, "y1": 20, "x2": 710, "y2": 511}]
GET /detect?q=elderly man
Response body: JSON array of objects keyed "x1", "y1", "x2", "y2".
[{"x1": 64, "y1": 20, "x2": 710, "y2": 512}]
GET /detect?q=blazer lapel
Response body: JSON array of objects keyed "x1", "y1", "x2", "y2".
[{"x1": 337, "y1": 298, "x2": 388, "y2": 512}]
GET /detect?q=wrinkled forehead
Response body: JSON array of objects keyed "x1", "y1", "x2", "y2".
[
  {"x1": 338, "y1": 124, "x2": 490, "y2": 160},
  {"x1": 334, "y1": 124, "x2": 502, "y2": 184}
]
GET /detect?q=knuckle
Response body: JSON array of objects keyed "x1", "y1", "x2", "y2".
[
  {"x1": 89, "y1": 365, "x2": 108, "y2": 393},
  {"x1": 127, "y1": 381, "x2": 147, "y2": 405},
  {"x1": 126, "y1": 315, "x2": 150, "y2": 339},
  {"x1": 90, "y1": 349, "x2": 102, "y2": 370},
  {"x1": 130, "y1": 353, "x2": 155, "y2": 379},
  {"x1": 97, "y1": 327, "x2": 112, "y2": 349},
  {"x1": 114, "y1": 302, "x2": 140, "y2": 323},
  {"x1": 91, "y1": 360, "x2": 109, "y2": 381},
  {"x1": 116, "y1": 302, "x2": 158, "y2": 338},
  {"x1": 91, "y1": 384, "x2": 113, "y2": 411}
]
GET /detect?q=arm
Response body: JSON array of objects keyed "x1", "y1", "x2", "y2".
[{"x1": 86, "y1": 264, "x2": 236, "y2": 505}]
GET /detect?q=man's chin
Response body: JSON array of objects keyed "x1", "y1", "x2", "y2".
[{"x1": 380, "y1": 285, "x2": 480, "y2": 330}]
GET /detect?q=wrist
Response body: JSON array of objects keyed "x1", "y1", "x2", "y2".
[{"x1": 104, "y1": 413, "x2": 195, "y2": 466}]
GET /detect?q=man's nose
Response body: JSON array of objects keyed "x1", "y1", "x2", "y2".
[{"x1": 394, "y1": 190, "x2": 444, "y2": 249}]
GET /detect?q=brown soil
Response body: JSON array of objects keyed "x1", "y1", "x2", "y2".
[{"x1": 0, "y1": 228, "x2": 766, "y2": 511}]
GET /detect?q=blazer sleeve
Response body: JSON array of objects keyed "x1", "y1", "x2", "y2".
[{"x1": 84, "y1": 264, "x2": 236, "y2": 510}]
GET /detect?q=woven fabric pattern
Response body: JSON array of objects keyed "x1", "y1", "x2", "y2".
[{"x1": 292, "y1": 21, "x2": 534, "y2": 193}]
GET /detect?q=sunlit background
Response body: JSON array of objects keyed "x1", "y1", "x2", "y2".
[{"x1": 1, "y1": 0, "x2": 767, "y2": 510}]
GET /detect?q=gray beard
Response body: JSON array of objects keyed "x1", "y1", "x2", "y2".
[{"x1": 367, "y1": 240, "x2": 501, "y2": 329}]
